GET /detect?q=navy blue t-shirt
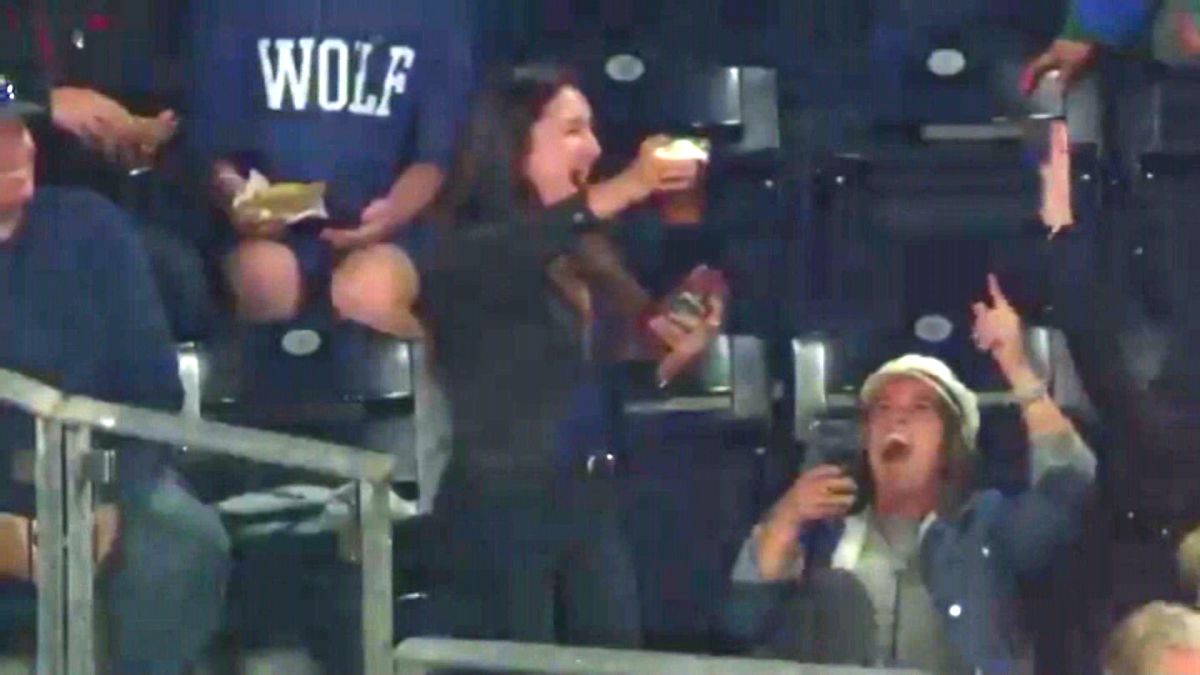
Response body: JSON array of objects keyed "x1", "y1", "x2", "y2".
[
  {"x1": 187, "y1": 0, "x2": 473, "y2": 222},
  {"x1": 0, "y1": 188, "x2": 182, "y2": 514}
]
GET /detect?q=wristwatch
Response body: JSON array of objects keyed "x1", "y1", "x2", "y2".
[{"x1": 1013, "y1": 380, "x2": 1050, "y2": 406}]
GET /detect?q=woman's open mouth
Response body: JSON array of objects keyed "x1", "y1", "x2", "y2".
[{"x1": 881, "y1": 434, "x2": 912, "y2": 462}]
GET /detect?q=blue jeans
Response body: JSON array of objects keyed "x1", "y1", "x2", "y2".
[{"x1": 0, "y1": 476, "x2": 231, "y2": 674}]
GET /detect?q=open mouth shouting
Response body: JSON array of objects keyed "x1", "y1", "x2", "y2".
[{"x1": 881, "y1": 433, "x2": 912, "y2": 463}]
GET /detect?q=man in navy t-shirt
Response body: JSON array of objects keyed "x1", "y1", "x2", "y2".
[
  {"x1": 188, "y1": 0, "x2": 473, "y2": 335},
  {"x1": 0, "y1": 67, "x2": 229, "y2": 671}
]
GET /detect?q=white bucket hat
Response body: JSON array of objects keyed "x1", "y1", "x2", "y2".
[{"x1": 860, "y1": 354, "x2": 980, "y2": 452}]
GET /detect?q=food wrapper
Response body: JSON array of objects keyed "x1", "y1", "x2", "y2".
[
  {"x1": 232, "y1": 170, "x2": 328, "y2": 225},
  {"x1": 653, "y1": 137, "x2": 711, "y2": 162}
]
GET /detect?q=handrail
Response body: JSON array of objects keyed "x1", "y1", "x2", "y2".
[
  {"x1": 1, "y1": 367, "x2": 399, "y2": 674},
  {"x1": 0, "y1": 367, "x2": 397, "y2": 482},
  {"x1": 393, "y1": 639, "x2": 926, "y2": 674},
  {"x1": 0, "y1": 367, "x2": 64, "y2": 418}
]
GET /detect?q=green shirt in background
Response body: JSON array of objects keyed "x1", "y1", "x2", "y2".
[{"x1": 1061, "y1": 0, "x2": 1164, "y2": 53}]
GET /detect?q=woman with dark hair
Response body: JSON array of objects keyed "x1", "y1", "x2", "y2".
[{"x1": 419, "y1": 65, "x2": 725, "y2": 646}]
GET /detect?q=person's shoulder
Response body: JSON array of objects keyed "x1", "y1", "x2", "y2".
[
  {"x1": 948, "y1": 489, "x2": 1008, "y2": 533},
  {"x1": 35, "y1": 186, "x2": 118, "y2": 211},
  {"x1": 32, "y1": 187, "x2": 141, "y2": 253},
  {"x1": 403, "y1": 0, "x2": 471, "y2": 41}
]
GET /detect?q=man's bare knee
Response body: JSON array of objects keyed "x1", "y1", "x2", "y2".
[
  {"x1": 224, "y1": 241, "x2": 303, "y2": 322},
  {"x1": 331, "y1": 245, "x2": 421, "y2": 336}
]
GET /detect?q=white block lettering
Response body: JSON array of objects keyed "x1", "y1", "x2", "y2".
[
  {"x1": 375, "y1": 46, "x2": 416, "y2": 117},
  {"x1": 317, "y1": 38, "x2": 351, "y2": 111},
  {"x1": 348, "y1": 41, "x2": 379, "y2": 116},
  {"x1": 258, "y1": 38, "x2": 316, "y2": 111}
]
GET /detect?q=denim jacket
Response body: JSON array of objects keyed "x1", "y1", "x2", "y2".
[{"x1": 725, "y1": 430, "x2": 1096, "y2": 674}]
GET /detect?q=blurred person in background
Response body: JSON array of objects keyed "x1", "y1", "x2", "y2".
[
  {"x1": 2, "y1": 0, "x2": 220, "y2": 340},
  {"x1": 1176, "y1": 524, "x2": 1200, "y2": 604},
  {"x1": 0, "y1": 0, "x2": 178, "y2": 177},
  {"x1": 1102, "y1": 602, "x2": 1200, "y2": 674}
]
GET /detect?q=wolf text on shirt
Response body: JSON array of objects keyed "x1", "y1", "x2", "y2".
[{"x1": 257, "y1": 37, "x2": 415, "y2": 117}]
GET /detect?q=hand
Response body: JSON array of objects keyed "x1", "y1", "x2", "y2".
[
  {"x1": 1039, "y1": 119, "x2": 1073, "y2": 234},
  {"x1": 1175, "y1": 11, "x2": 1200, "y2": 56},
  {"x1": 50, "y1": 87, "x2": 135, "y2": 157},
  {"x1": 0, "y1": 514, "x2": 34, "y2": 581},
  {"x1": 229, "y1": 206, "x2": 288, "y2": 240},
  {"x1": 93, "y1": 505, "x2": 119, "y2": 568},
  {"x1": 621, "y1": 135, "x2": 704, "y2": 200},
  {"x1": 755, "y1": 465, "x2": 857, "y2": 580},
  {"x1": 116, "y1": 110, "x2": 179, "y2": 170},
  {"x1": 972, "y1": 274, "x2": 1029, "y2": 375},
  {"x1": 769, "y1": 464, "x2": 859, "y2": 527},
  {"x1": 1019, "y1": 39, "x2": 1098, "y2": 95},
  {"x1": 321, "y1": 198, "x2": 400, "y2": 250},
  {"x1": 50, "y1": 88, "x2": 178, "y2": 170},
  {"x1": 650, "y1": 294, "x2": 724, "y2": 386},
  {"x1": 649, "y1": 266, "x2": 728, "y2": 386}
]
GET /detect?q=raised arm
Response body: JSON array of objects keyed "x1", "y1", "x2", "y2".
[
  {"x1": 973, "y1": 274, "x2": 1089, "y2": 457},
  {"x1": 974, "y1": 273, "x2": 1097, "y2": 575}
]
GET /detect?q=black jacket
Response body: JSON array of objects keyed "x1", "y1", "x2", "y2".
[
  {"x1": 422, "y1": 195, "x2": 651, "y2": 486},
  {"x1": 1047, "y1": 227, "x2": 1200, "y2": 530}
]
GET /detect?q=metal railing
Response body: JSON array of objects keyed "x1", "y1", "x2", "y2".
[
  {"x1": 0, "y1": 367, "x2": 398, "y2": 675},
  {"x1": 392, "y1": 638, "x2": 926, "y2": 674}
]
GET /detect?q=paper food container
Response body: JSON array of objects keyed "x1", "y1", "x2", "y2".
[{"x1": 233, "y1": 171, "x2": 328, "y2": 224}]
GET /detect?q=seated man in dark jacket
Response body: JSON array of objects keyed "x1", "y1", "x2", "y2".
[
  {"x1": 724, "y1": 277, "x2": 1095, "y2": 675},
  {"x1": 0, "y1": 67, "x2": 229, "y2": 673}
]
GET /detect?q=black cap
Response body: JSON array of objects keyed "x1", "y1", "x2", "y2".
[{"x1": 0, "y1": 65, "x2": 48, "y2": 120}]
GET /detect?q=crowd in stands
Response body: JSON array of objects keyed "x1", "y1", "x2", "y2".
[{"x1": 0, "y1": 0, "x2": 1199, "y2": 673}]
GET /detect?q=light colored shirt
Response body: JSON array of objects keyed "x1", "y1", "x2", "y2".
[{"x1": 857, "y1": 513, "x2": 966, "y2": 675}]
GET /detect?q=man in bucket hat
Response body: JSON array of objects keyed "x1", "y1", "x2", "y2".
[
  {"x1": 724, "y1": 275, "x2": 1096, "y2": 675},
  {"x1": 0, "y1": 65, "x2": 230, "y2": 672}
]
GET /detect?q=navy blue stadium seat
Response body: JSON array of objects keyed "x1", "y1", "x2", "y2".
[
  {"x1": 613, "y1": 336, "x2": 774, "y2": 652},
  {"x1": 798, "y1": 143, "x2": 1100, "y2": 335},
  {"x1": 177, "y1": 322, "x2": 420, "y2": 503}
]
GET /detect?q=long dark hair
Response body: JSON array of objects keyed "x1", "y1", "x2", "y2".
[{"x1": 431, "y1": 64, "x2": 579, "y2": 227}]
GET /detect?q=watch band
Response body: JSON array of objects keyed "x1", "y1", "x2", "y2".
[{"x1": 1013, "y1": 380, "x2": 1050, "y2": 406}]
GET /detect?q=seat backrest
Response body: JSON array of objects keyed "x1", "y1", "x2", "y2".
[
  {"x1": 195, "y1": 325, "x2": 414, "y2": 407},
  {"x1": 177, "y1": 325, "x2": 452, "y2": 512},
  {"x1": 802, "y1": 144, "x2": 1100, "y2": 333},
  {"x1": 867, "y1": 16, "x2": 1044, "y2": 127},
  {"x1": 620, "y1": 334, "x2": 772, "y2": 427},
  {"x1": 590, "y1": 60, "x2": 780, "y2": 161}
]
